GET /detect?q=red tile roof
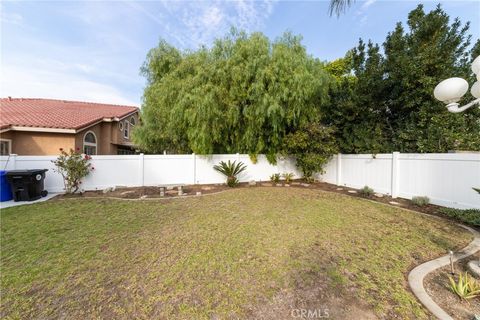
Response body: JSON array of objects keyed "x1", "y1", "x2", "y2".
[{"x1": 0, "y1": 98, "x2": 138, "y2": 131}]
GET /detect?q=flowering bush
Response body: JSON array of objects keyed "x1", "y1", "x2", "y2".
[{"x1": 52, "y1": 148, "x2": 94, "y2": 194}]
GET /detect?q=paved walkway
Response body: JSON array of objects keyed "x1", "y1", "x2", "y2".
[
  {"x1": 408, "y1": 225, "x2": 480, "y2": 320},
  {"x1": 0, "y1": 193, "x2": 58, "y2": 209}
]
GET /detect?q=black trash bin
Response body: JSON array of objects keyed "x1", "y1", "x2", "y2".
[{"x1": 6, "y1": 169, "x2": 49, "y2": 202}]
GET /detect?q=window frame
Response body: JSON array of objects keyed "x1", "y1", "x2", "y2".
[
  {"x1": 83, "y1": 131, "x2": 97, "y2": 155},
  {"x1": 123, "y1": 120, "x2": 129, "y2": 139},
  {"x1": 0, "y1": 139, "x2": 12, "y2": 156}
]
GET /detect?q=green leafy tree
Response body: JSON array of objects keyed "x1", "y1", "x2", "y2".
[
  {"x1": 282, "y1": 122, "x2": 338, "y2": 180},
  {"x1": 324, "y1": 4, "x2": 480, "y2": 153},
  {"x1": 134, "y1": 30, "x2": 332, "y2": 160}
]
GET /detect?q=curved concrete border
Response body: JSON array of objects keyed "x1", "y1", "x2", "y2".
[
  {"x1": 408, "y1": 225, "x2": 480, "y2": 320},
  {"x1": 467, "y1": 260, "x2": 480, "y2": 278}
]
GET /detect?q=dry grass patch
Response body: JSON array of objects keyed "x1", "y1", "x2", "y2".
[{"x1": 1, "y1": 188, "x2": 471, "y2": 319}]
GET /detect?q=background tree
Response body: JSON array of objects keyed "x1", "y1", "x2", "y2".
[
  {"x1": 282, "y1": 122, "x2": 338, "y2": 181},
  {"x1": 329, "y1": 0, "x2": 355, "y2": 17},
  {"x1": 323, "y1": 4, "x2": 480, "y2": 153},
  {"x1": 134, "y1": 30, "x2": 333, "y2": 162}
]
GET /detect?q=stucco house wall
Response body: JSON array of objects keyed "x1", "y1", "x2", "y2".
[{"x1": 1, "y1": 131, "x2": 75, "y2": 155}]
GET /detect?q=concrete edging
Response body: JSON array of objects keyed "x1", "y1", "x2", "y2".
[{"x1": 407, "y1": 225, "x2": 480, "y2": 320}]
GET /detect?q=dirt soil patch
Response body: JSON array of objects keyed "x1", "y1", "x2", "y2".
[{"x1": 424, "y1": 253, "x2": 480, "y2": 319}]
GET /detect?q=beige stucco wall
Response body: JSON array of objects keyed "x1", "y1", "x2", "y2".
[
  {"x1": 1, "y1": 112, "x2": 139, "y2": 156},
  {"x1": 2, "y1": 131, "x2": 75, "y2": 155},
  {"x1": 74, "y1": 113, "x2": 138, "y2": 155}
]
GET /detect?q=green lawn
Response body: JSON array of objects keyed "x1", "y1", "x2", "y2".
[{"x1": 1, "y1": 187, "x2": 471, "y2": 319}]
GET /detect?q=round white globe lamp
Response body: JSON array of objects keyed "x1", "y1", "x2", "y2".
[{"x1": 434, "y1": 56, "x2": 480, "y2": 113}]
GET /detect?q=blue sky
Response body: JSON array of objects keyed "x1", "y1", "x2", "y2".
[{"x1": 1, "y1": 0, "x2": 479, "y2": 106}]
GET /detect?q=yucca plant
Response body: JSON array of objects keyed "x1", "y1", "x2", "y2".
[
  {"x1": 213, "y1": 160, "x2": 247, "y2": 187},
  {"x1": 282, "y1": 172, "x2": 294, "y2": 183},
  {"x1": 448, "y1": 272, "x2": 480, "y2": 301},
  {"x1": 270, "y1": 173, "x2": 281, "y2": 184}
]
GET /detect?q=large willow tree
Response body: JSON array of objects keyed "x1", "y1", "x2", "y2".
[{"x1": 134, "y1": 31, "x2": 331, "y2": 159}]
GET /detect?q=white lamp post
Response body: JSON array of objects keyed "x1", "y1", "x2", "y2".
[{"x1": 434, "y1": 56, "x2": 480, "y2": 113}]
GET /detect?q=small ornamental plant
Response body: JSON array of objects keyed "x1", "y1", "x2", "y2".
[
  {"x1": 213, "y1": 160, "x2": 247, "y2": 187},
  {"x1": 359, "y1": 185, "x2": 374, "y2": 197},
  {"x1": 282, "y1": 172, "x2": 294, "y2": 184},
  {"x1": 52, "y1": 148, "x2": 94, "y2": 194},
  {"x1": 270, "y1": 173, "x2": 281, "y2": 184},
  {"x1": 411, "y1": 196, "x2": 430, "y2": 207}
]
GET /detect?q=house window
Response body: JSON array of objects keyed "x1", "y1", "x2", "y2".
[
  {"x1": 119, "y1": 121, "x2": 123, "y2": 131},
  {"x1": 117, "y1": 147, "x2": 135, "y2": 155},
  {"x1": 0, "y1": 139, "x2": 11, "y2": 155},
  {"x1": 83, "y1": 131, "x2": 97, "y2": 155},
  {"x1": 123, "y1": 120, "x2": 129, "y2": 139},
  {"x1": 130, "y1": 117, "x2": 136, "y2": 127}
]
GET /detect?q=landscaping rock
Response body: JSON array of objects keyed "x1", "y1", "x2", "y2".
[
  {"x1": 166, "y1": 186, "x2": 174, "y2": 190},
  {"x1": 196, "y1": 191, "x2": 202, "y2": 196},
  {"x1": 374, "y1": 193, "x2": 384, "y2": 198},
  {"x1": 276, "y1": 183, "x2": 283, "y2": 187},
  {"x1": 292, "y1": 182, "x2": 301, "y2": 186},
  {"x1": 347, "y1": 190, "x2": 357, "y2": 194},
  {"x1": 336, "y1": 187, "x2": 344, "y2": 191},
  {"x1": 389, "y1": 201, "x2": 401, "y2": 205},
  {"x1": 178, "y1": 186, "x2": 184, "y2": 196},
  {"x1": 301, "y1": 183, "x2": 310, "y2": 187},
  {"x1": 140, "y1": 195, "x2": 147, "y2": 199},
  {"x1": 121, "y1": 190, "x2": 135, "y2": 195},
  {"x1": 248, "y1": 180, "x2": 256, "y2": 186},
  {"x1": 261, "y1": 183, "x2": 273, "y2": 187},
  {"x1": 201, "y1": 186, "x2": 213, "y2": 191},
  {"x1": 467, "y1": 260, "x2": 480, "y2": 278},
  {"x1": 284, "y1": 184, "x2": 290, "y2": 187}
]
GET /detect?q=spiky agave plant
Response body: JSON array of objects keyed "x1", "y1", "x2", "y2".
[
  {"x1": 213, "y1": 160, "x2": 247, "y2": 187},
  {"x1": 449, "y1": 272, "x2": 480, "y2": 301}
]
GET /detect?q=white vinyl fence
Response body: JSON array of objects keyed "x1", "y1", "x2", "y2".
[{"x1": 1, "y1": 152, "x2": 479, "y2": 209}]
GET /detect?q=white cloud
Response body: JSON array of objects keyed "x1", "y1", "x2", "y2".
[
  {"x1": 1, "y1": 62, "x2": 138, "y2": 106},
  {"x1": 361, "y1": 0, "x2": 377, "y2": 10},
  {"x1": 0, "y1": 0, "x2": 277, "y2": 107},
  {"x1": 0, "y1": 11, "x2": 23, "y2": 26},
  {"x1": 128, "y1": 0, "x2": 276, "y2": 48},
  {"x1": 202, "y1": 7, "x2": 224, "y2": 28}
]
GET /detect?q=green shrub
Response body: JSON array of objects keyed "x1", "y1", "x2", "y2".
[
  {"x1": 213, "y1": 160, "x2": 247, "y2": 187},
  {"x1": 438, "y1": 208, "x2": 480, "y2": 227},
  {"x1": 359, "y1": 186, "x2": 374, "y2": 197},
  {"x1": 52, "y1": 148, "x2": 94, "y2": 194},
  {"x1": 270, "y1": 173, "x2": 281, "y2": 184},
  {"x1": 448, "y1": 272, "x2": 480, "y2": 301},
  {"x1": 411, "y1": 196, "x2": 430, "y2": 207},
  {"x1": 249, "y1": 154, "x2": 258, "y2": 164},
  {"x1": 281, "y1": 123, "x2": 338, "y2": 181},
  {"x1": 282, "y1": 172, "x2": 294, "y2": 184}
]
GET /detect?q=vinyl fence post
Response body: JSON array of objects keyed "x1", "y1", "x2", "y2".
[
  {"x1": 192, "y1": 153, "x2": 196, "y2": 185},
  {"x1": 139, "y1": 153, "x2": 144, "y2": 187},
  {"x1": 391, "y1": 152, "x2": 400, "y2": 198},
  {"x1": 336, "y1": 153, "x2": 342, "y2": 186},
  {"x1": 10, "y1": 154, "x2": 17, "y2": 170}
]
